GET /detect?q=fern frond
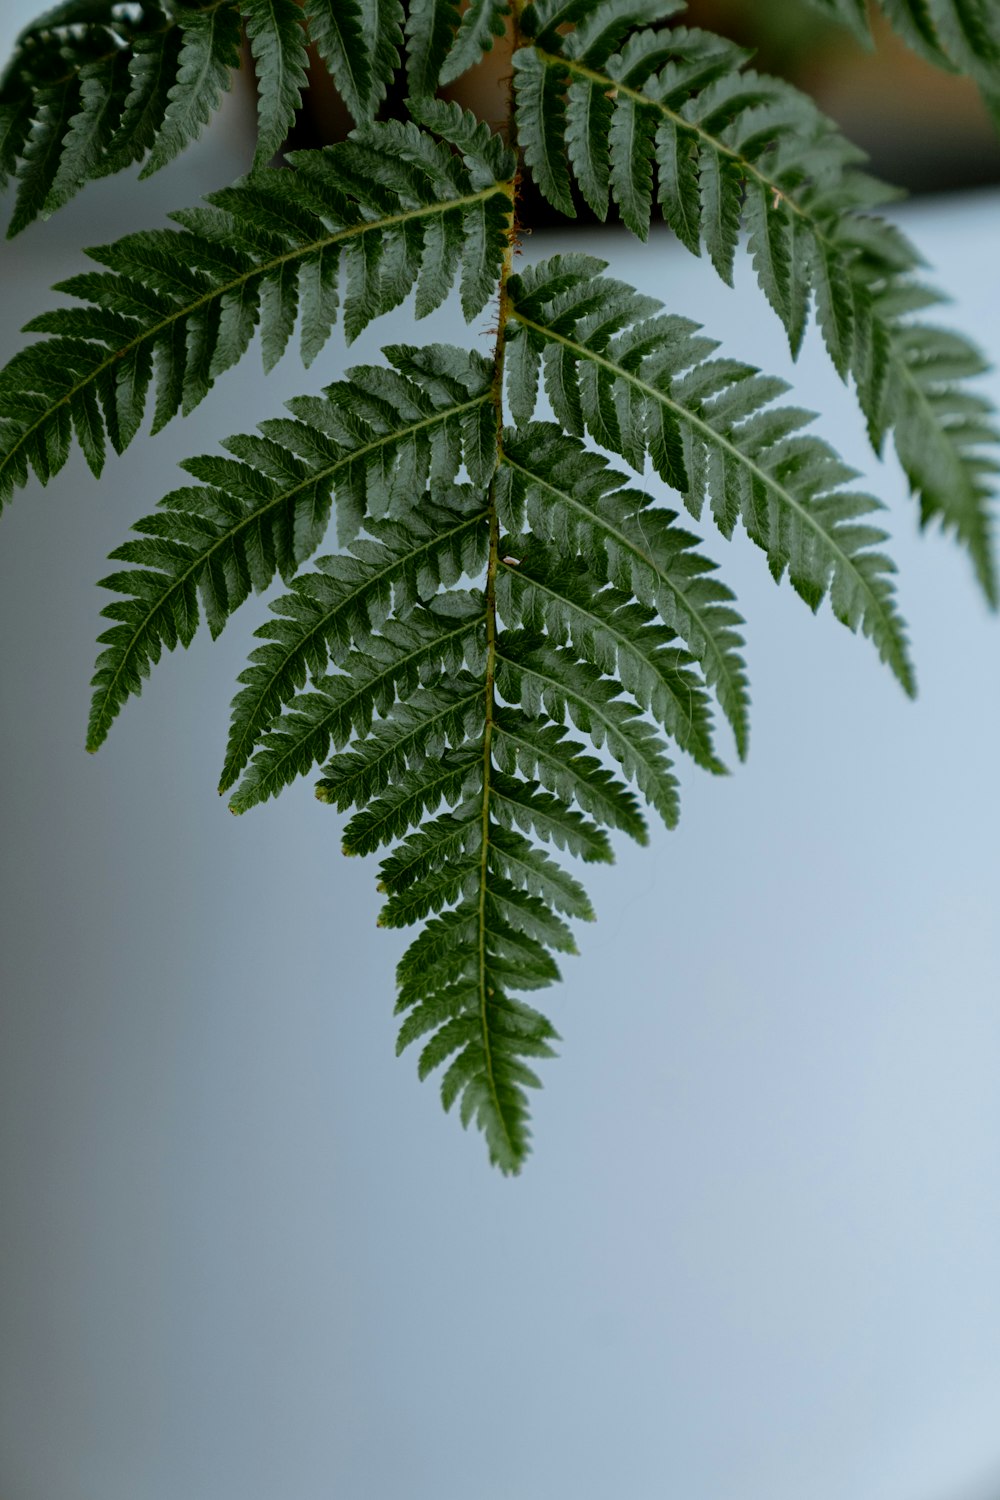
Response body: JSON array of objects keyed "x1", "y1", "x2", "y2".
[
  {"x1": 220, "y1": 444, "x2": 687, "y2": 1165},
  {"x1": 506, "y1": 256, "x2": 916, "y2": 696},
  {"x1": 318, "y1": 674, "x2": 485, "y2": 810},
  {"x1": 9, "y1": 0, "x2": 996, "y2": 1172},
  {"x1": 86, "y1": 347, "x2": 492, "y2": 754},
  {"x1": 231, "y1": 593, "x2": 485, "y2": 811},
  {"x1": 492, "y1": 707, "x2": 649, "y2": 842},
  {"x1": 513, "y1": 17, "x2": 999, "y2": 598},
  {"x1": 496, "y1": 631, "x2": 681, "y2": 828},
  {"x1": 0, "y1": 120, "x2": 512, "y2": 507},
  {"x1": 498, "y1": 422, "x2": 751, "y2": 757},
  {"x1": 496, "y1": 543, "x2": 724, "y2": 772}
]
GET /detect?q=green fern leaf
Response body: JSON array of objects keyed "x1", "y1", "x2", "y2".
[
  {"x1": 514, "y1": 18, "x2": 999, "y2": 599},
  {"x1": 243, "y1": 0, "x2": 310, "y2": 166},
  {"x1": 507, "y1": 256, "x2": 915, "y2": 695},
  {"x1": 142, "y1": 4, "x2": 241, "y2": 176},
  {"x1": 221, "y1": 487, "x2": 489, "y2": 790},
  {"x1": 439, "y1": 0, "x2": 509, "y2": 85},
  {"x1": 7, "y1": 0, "x2": 997, "y2": 1172},
  {"x1": 497, "y1": 422, "x2": 751, "y2": 757},
  {"x1": 405, "y1": 0, "x2": 461, "y2": 98},
  {"x1": 85, "y1": 346, "x2": 492, "y2": 754},
  {"x1": 0, "y1": 125, "x2": 511, "y2": 507},
  {"x1": 210, "y1": 385, "x2": 717, "y2": 1166},
  {"x1": 304, "y1": 0, "x2": 403, "y2": 124}
]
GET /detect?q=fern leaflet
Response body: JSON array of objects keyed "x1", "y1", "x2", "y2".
[
  {"x1": 512, "y1": 14, "x2": 1000, "y2": 599},
  {"x1": 0, "y1": 120, "x2": 514, "y2": 507},
  {"x1": 506, "y1": 255, "x2": 916, "y2": 696}
]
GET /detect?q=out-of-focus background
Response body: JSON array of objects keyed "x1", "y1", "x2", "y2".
[{"x1": 1, "y1": 5, "x2": 1000, "y2": 1500}]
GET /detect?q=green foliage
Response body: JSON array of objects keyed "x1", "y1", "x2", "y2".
[
  {"x1": 1, "y1": 0, "x2": 997, "y2": 1170},
  {"x1": 0, "y1": 120, "x2": 513, "y2": 507},
  {"x1": 512, "y1": 10, "x2": 999, "y2": 599}
]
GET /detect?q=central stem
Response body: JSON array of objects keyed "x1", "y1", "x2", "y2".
[{"x1": 475, "y1": 1, "x2": 522, "y2": 1130}]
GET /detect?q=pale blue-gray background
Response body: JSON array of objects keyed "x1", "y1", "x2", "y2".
[{"x1": 1, "y1": 7, "x2": 1000, "y2": 1496}]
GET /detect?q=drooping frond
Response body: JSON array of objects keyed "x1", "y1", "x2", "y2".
[
  {"x1": 506, "y1": 255, "x2": 915, "y2": 694},
  {"x1": 105, "y1": 320, "x2": 740, "y2": 1165},
  {"x1": 86, "y1": 343, "x2": 493, "y2": 754},
  {"x1": 8, "y1": 0, "x2": 998, "y2": 1171},
  {"x1": 0, "y1": 116, "x2": 514, "y2": 508},
  {"x1": 806, "y1": 0, "x2": 1000, "y2": 126},
  {"x1": 512, "y1": 13, "x2": 1000, "y2": 600}
]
